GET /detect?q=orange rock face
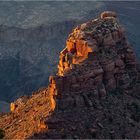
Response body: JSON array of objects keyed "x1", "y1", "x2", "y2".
[
  {"x1": 0, "y1": 11, "x2": 138, "y2": 139},
  {"x1": 49, "y1": 11, "x2": 137, "y2": 102},
  {"x1": 0, "y1": 88, "x2": 54, "y2": 139},
  {"x1": 10, "y1": 103, "x2": 16, "y2": 112}
]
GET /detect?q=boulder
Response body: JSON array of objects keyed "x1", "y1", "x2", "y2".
[{"x1": 100, "y1": 11, "x2": 117, "y2": 19}]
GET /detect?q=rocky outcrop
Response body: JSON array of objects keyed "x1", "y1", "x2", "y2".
[
  {"x1": 39, "y1": 12, "x2": 139, "y2": 139},
  {"x1": 100, "y1": 11, "x2": 117, "y2": 19},
  {"x1": 0, "y1": 11, "x2": 139, "y2": 139},
  {"x1": 0, "y1": 87, "x2": 55, "y2": 139},
  {"x1": 49, "y1": 11, "x2": 137, "y2": 108}
]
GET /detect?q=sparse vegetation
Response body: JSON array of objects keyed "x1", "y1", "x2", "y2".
[{"x1": 0, "y1": 129, "x2": 5, "y2": 139}]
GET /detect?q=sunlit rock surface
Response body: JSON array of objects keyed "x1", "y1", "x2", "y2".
[
  {"x1": 0, "y1": 1, "x2": 140, "y2": 103},
  {"x1": 50, "y1": 11, "x2": 137, "y2": 100},
  {"x1": 0, "y1": 11, "x2": 140, "y2": 139}
]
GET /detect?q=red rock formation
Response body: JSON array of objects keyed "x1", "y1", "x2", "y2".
[
  {"x1": 0, "y1": 88, "x2": 55, "y2": 139},
  {"x1": 0, "y1": 11, "x2": 139, "y2": 139},
  {"x1": 49, "y1": 11, "x2": 137, "y2": 103}
]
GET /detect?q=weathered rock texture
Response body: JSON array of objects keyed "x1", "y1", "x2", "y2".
[
  {"x1": 40, "y1": 12, "x2": 139, "y2": 139},
  {"x1": 0, "y1": 88, "x2": 55, "y2": 139},
  {"x1": 0, "y1": 11, "x2": 139, "y2": 139},
  {"x1": 49, "y1": 11, "x2": 137, "y2": 105}
]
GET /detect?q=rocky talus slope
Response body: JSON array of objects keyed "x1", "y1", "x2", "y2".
[{"x1": 0, "y1": 11, "x2": 140, "y2": 139}]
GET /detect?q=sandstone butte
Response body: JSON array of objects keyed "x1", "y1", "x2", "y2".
[{"x1": 0, "y1": 11, "x2": 140, "y2": 139}]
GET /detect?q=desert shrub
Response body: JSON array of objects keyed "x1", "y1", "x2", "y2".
[{"x1": 0, "y1": 129, "x2": 4, "y2": 139}]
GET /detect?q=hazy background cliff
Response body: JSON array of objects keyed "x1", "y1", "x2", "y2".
[
  {"x1": 0, "y1": 1, "x2": 106, "y2": 103},
  {"x1": 0, "y1": 1, "x2": 140, "y2": 112}
]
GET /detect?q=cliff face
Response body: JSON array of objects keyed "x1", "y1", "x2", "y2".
[
  {"x1": 0, "y1": 20, "x2": 76, "y2": 102},
  {"x1": 0, "y1": 88, "x2": 55, "y2": 139},
  {"x1": 49, "y1": 11, "x2": 137, "y2": 102},
  {"x1": 0, "y1": 1, "x2": 106, "y2": 102},
  {"x1": 0, "y1": 11, "x2": 140, "y2": 139}
]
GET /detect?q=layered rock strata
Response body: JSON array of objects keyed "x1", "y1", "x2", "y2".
[
  {"x1": 0, "y1": 88, "x2": 55, "y2": 139},
  {"x1": 49, "y1": 11, "x2": 137, "y2": 107},
  {"x1": 0, "y1": 11, "x2": 139, "y2": 139}
]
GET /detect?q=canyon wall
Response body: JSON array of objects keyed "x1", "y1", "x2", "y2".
[
  {"x1": 49, "y1": 12, "x2": 137, "y2": 108},
  {"x1": 1, "y1": 11, "x2": 139, "y2": 139}
]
